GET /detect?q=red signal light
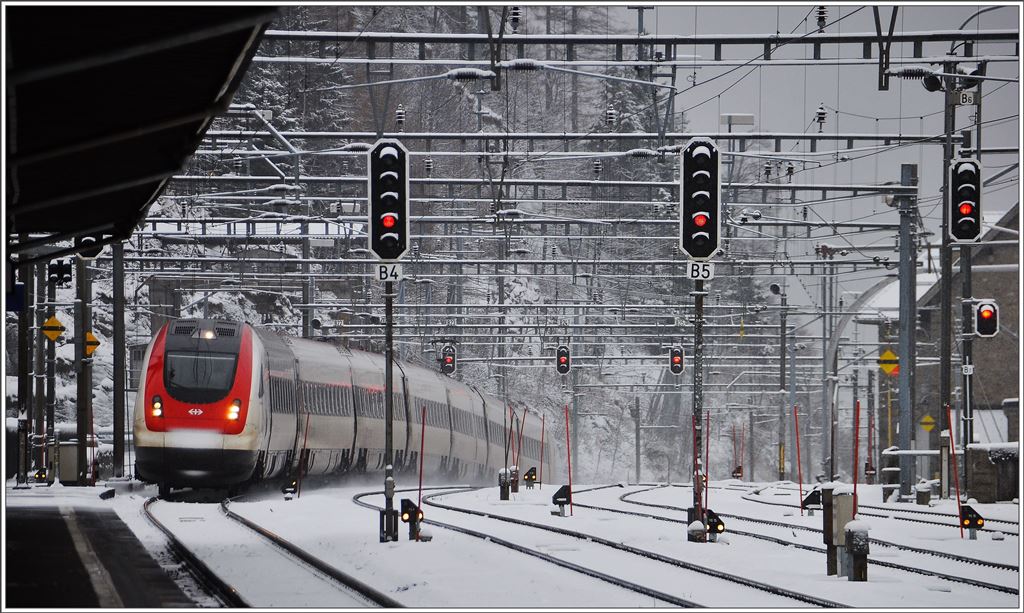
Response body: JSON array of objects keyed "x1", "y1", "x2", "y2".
[
  {"x1": 959, "y1": 202, "x2": 974, "y2": 216},
  {"x1": 559, "y1": 356, "x2": 567, "y2": 364},
  {"x1": 672, "y1": 356, "x2": 682, "y2": 364},
  {"x1": 693, "y1": 214, "x2": 709, "y2": 227},
  {"x1": 444, "y1": 356, "x2": 454, "y2": 364},
  {"x1": 980, "y1": 307, "x2": 994, "y2": 319},
  {"x1": 381, "y1": 213, "x2": 398, "y2": 229}
]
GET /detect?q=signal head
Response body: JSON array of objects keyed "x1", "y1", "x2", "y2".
[
  {"x1": 440, "y1": 345, "x2": 457, "y2": 374},
  {"x1": 680, "y1": 138, "x2": 721, "y2": 261},
  {"x1": 556, "y1": 345, "x2": 571, "y2": 374},
  {"x1": 400, "y1": 498, "x2": 418, "y2": 523},
  {"x1": 368, "y1": 140, "x2": 410, "y2": 260},
  {"x1": 950, "y1": 159, "x2": 982, "y2": 243},
  {"x1": 669, "y1": 347, "x2": 684, "y2": 375},
  {"x1": 975, "y1": 301, "x2": 999, "y2": 337}
]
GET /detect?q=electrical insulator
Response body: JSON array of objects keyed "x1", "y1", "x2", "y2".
[
  {"x1": 764, "y1": 161, "x2": 772, "y2": 180},
  {"x1": 232, "y1": 158, "x2": 243, "y2": 173},
  {"x1": 509, "y1": 6, "x2": 522, "y2": 33},
  {"x1": 654, "y1": 50, "x2": 665, "y2": 62},
  {"x1": 395, "y1": 104, "x2": 406, "y2": 131},
  {"x1": 605, "y1": 105, "x2": 618, "y2": 126},
  {"x1": 816, "y1": 6, "x2": 828, "y2": 31},
  {"x1": 786, "y1": 161, "x2": 795, "y2": 181},
  {"x1": 815, "y1": 104, "x2": 827, "y2": 133},
  {"x1": 592, "y1": 159, "x2": 603, "y2": 176},
  {"x1": 424, "y1": 157, "x2": 433, "y2": 176}
]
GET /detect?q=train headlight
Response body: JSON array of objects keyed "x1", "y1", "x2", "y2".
[
  {"x1": 151, "y1": 396, "x2": 163, "y2": 417},
  {"x1": 228, "y1": 398, "x2": 242, "y2": 420}
]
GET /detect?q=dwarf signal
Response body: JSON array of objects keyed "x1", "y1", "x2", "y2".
[{"x1": 960, "y1": 504, "x2": 984, "y2": 529}]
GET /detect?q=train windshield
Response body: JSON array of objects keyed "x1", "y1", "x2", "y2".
[{"x1": 164, "y1": 352, "x2": 238, "y2": 403}]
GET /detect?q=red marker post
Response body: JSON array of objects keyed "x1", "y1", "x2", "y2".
[
  {"x1": 564, "y1": 404, "x2": 573, "y2": 516},
  {"x1": 794, "y1": 405, "x2": 804, "y2": 516},
  {"x1": 539, "y1": 414, "x2": 545, "y2": 489},
  {"x1": 852, "y1": 399, "x2": 860, "y2": 517}
]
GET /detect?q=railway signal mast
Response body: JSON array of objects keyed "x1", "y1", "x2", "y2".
[
  {"x1": 680, "y1": 137, "x2": 721, "y2": 542},
  {"x1": 368, "y1": 138, "x2": 410, "y2": 542}
]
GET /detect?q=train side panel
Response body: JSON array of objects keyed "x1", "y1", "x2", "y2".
[
  {"x1": 290, "y1": 338, "x2": 358, "y2": 477},
  {"x1": 402, "y1": 362, "x2": 453, "y2": 478},
  {"x1": 445, "y1": 381, "x2": 485, "y2": 480},
  {"x1": 349, "y1": 350, "x2": 410, "y2": 473}
]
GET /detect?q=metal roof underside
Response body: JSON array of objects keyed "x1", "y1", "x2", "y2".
[{"x1": 6, "y1": 6, "x2": 276, "y2": 264}]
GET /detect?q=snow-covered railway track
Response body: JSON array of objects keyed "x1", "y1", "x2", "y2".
[
  {"x1": 744, "y1": 485, "x2": 1019, "y2": 536},
  {"x1": 142, "y1": 498, "x2": 246, "y2": 607},
  {"x1": 613, "y1": 487, "x2": 1018, "y2": 594},
  {"x1": 144, "y1": 497, "x2": 400, "y2": 607},
  {"x1": 414, "y1": 490, "x2": 847, "y2": 608},
  {"x1": 350, "y1": 489, "x2": 701, "y2": 608}
]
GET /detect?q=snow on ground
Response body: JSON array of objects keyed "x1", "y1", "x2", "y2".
[
  {"x1": 4, "y1": 479, "x2": 1021, "y2": 608},
  {"x1": 228, "y1": 484, "x2": 680, "y2": 608}
]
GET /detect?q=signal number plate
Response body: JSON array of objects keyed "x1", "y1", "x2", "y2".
[{"x1": 685, "y1": 262, "x2": 715, "y2": 280}]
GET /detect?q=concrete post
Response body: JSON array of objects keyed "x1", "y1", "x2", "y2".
[{"x1": 897, "y1": 163, "x2": 919, "y2": 498}]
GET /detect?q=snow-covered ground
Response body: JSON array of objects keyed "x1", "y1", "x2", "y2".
[{"x1": 5, "y1": 478, "x2": 1021, "y2": 608}]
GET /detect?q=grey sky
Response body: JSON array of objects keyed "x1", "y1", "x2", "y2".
[
  {"x1": 584, "y1": 4, "x2": 1020, "y2": 307},
  {"x1": 618, "y1": 4, "x2": 1019, "y2": 211}
]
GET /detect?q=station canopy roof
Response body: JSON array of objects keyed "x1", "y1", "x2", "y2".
[{"x1": 5, "y1": 6, "x2": 276, "y2": 262}]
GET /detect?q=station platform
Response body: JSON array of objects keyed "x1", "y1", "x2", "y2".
[{"x1": 5, "y1": 483, "x2": 194, "y2": 608}]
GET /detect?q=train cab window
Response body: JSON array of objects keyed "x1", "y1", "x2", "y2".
[{"x1": 164, "y1": 351, "x2": 238, "y2": 403}]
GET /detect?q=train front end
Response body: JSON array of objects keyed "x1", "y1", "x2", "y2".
[{"x1": 134, "y1": 319, "x2": 263, "y2": 491}]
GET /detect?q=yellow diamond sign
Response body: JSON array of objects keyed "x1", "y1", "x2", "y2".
[
  {"x1": 920, "y1": 414, "x2": 936, "y2": 432},
  {"x1": 41, "y1": 316, "x2": 65, "y2": 342},
  {"x1": 877, "y1": 348, "x2": 899, "y2": 376},
  {"x1": 85, "y1": 331, "x2": 101, "y2": 357}
]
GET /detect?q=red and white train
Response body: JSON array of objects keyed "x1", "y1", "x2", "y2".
[{"x1": 133, "y1": 318, "x2": 554, "y2": 496}]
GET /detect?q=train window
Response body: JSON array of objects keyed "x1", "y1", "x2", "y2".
[
  {"x1": 258, "y1": 365, "x2": 264, "y2": 398},
  {"x1": 164, "y1": 352, "x2": 238, "y2": 403}
]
